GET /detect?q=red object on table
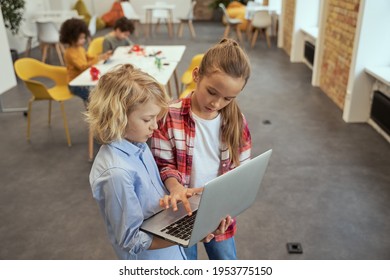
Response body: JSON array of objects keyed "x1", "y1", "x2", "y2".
[
  {"x1": 131, "y1": 44, "x2": 144, "y2": 52},
  {"x1": 90, "y1": 66, "x2": 100, "y2": 81}
]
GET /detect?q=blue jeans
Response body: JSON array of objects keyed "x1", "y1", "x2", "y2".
[
  {"x1": 184, "y1": 237, "x2": 237, "y2": 260},
  {"x1": 69, "y1": 85, "x2": 91, "y2": 102}
]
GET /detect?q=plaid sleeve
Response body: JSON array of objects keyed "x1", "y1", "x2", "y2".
[
  {"x1": 151, "y1": 118, "x2": 183, "y2": 184},
  {"x1": 214, "y1": 218, "x2": 237, "y2": 242}
]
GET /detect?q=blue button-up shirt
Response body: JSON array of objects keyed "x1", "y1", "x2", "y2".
[{"x1": 90, "y1": 140, "x2": 186, "y2": 260}]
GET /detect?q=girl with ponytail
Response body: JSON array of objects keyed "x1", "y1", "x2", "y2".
[{"x1": 151, "y1": 38, "x2": 252, "y2": 260}]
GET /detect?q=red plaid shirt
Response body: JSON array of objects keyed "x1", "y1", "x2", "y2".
[{"x1": 151, "y1": 96, "x2": 252, "y2": 242}]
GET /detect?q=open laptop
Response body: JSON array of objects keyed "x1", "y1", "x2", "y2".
[{"x1": 140, "y1": 149, "x2": 272, "y2": 247}]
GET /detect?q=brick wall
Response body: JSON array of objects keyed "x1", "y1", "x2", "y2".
[
  {"x1": 282, "y1": 0, "x2": 295, "y2": 56},
  {"x1": 319, "y1": 0, "x2": 360, "y2": 109}
]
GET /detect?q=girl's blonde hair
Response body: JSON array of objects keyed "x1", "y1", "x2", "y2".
[
  {"x1": 85, "y1": 64, "x2": 169, "y2": 144},
  {"x1": 198, "y1": 38, "x2": 251, "y2": 167}
]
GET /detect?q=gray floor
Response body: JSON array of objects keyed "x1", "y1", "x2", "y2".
[{"x1": 0, "y1": 21, "x2": 389, "y2": 260}]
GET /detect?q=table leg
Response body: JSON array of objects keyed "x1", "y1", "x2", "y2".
[
  {"x1": 166, "y1": 80, "x2": 173, "y2": 98},
  {"x1": 88, "y1": 127, "x2": 94, "y2": 162},
  {"x1": 145, "y1": 10, "x2": 151, "y2": 38},
  {"x1": 173, "y1": 69, "x2": 179, "y2": 98}
]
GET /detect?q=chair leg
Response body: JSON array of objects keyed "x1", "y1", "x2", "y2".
[
  {"x1": 60, "y1": 102, "x2": 72, "y2": 147},
  {"x1": 41, "y1": 44, "x2": 48, "y2": 63},
  {"x1": 25, "y1": 37, "x2": 32, "y2": 57},
  {"x1": 251, "y1": 29, "x2": 259, "y2": 48},
  {"x1": 59, "y1": 43, "x2": 66, "y2": 56},
  {"x1": 133, "y1": 20, "x2": 139, "y2": 37},
  {"x1": 167, "y1": 10, "x2": 174, "y2": 38},
  {"x1": 223, "y1": 25, "x2": 230, "y2": 38},
  {"x1": 48, "y1": 100, "x2": 52, "y2": 125},
  {"x1": 55, "y1": 43, "x2": 65, "y2": 65},
  {"x1": 27, "y1": 99, "x2": 33, "y2": 141},
  {"x1": 265, "y1": 30, "x2": 271, "y2": 48},
  {"x1": 177, "y1": 22, "x2": 184, "y2": 38},
  {"x1": 246, "y1": 21, "x2": 252, "y2": 41},
  {"x1": 235, "y1": 25, "x2": 243, "y2": 43},
  {"x1": 188, "y1": 21, "x2": 196, "y2": 39},
  {"x1": 155, "y1": 19, "x2": 161, "y2": 33}
]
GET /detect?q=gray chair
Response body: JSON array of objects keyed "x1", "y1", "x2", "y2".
[
  {"x1": 250, "y1": 10, "x2": 272, "y2": 48},
  {"x1": 120, "y1": 1, "x2": 141, "y2": 37},
  {"x1": 177, "y1": 1, "x2": 197, "y2": 39},
  {"x1": 36, "y1": 20, "x2": 64, "y2": 65},
  {"x1": 219, "y1": 3, "x2": 243, "y2": 42}
]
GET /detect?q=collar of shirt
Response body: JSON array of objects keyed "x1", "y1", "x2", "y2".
[
  {"x1": 110, "y1": 139, "x2": 147, "y2": 158},
  {"x1": 179, "y1": 95, "x2": 192, "y2": 116}
]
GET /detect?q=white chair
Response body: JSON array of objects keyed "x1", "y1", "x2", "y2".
[
  {"x1": 120, "y1": 1, "x2": 141, "y2": 37},
  {"x1": 21, "y1": 15, "x2": 37, "y2": 57},
  {"x1": 177, "y1": 1, "x2": 197, "y2": 39},
  {"x1": 219, "y1": 3, "x2": 243, "y2": 42},
  {"x1": 250, "y1": 10, "x2": 272, "y2": 48},
  {"x1": 88, "y1": 15, "x2": 97, "y2": 37},
  {"x1": 152, "y1": 2, "x2": 173, "y2": 37},
  {"x1": 36, "y1": 20, "x2": 65, "y2": 65}
]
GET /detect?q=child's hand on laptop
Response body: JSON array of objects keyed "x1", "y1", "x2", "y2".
[
  {"x1": 159, "y1": 180, "x2": 203, "y2": 216},
  {"x1": 201, "y1": 216, "x2": 233, "y2": 243},
  {"x1": 214, "y1": 215, "x2": 233, "y2": 235}
]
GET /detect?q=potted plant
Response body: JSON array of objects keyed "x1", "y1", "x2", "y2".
[
  {"x1": 1, "y1": 0, "x2": 26, "y2": 35},
  {"x1": 0, "y1": 0, "x2": 26, "y2": 62}
]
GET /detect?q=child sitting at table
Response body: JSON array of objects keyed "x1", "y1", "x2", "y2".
[
  {"x1": 102, "y1": 17, "x2": 135, "y2": 53},
  {"x1": 59, "y1": 18, "x2": 112, "y2": 104}
]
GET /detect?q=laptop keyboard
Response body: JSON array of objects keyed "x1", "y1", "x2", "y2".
[{"x1": 161, "y1": 210, "x2": 198, "y2": 241}]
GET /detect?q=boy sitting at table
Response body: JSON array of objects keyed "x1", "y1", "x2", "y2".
[{"x1": 103, "y1": 17, "x2": 135, "y2": 53}]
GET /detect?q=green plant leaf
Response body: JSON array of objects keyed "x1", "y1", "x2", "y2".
[{"x1": 1, "y1": 0, "x2": 26, "y2": 35}]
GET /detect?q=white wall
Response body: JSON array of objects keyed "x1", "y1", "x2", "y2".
[
  {"x1": 290, "y1": 0, "x2": 320, "y2": 62},
  {"x1": 343, "y1": 0, "x2": 390, "y2": 122},
  {"x1": 48, "y1": 0, "x2": 191, "y2": 21},
  {"x1": 0, "y1": 7, "x2": 17, "y2": 95},
  {"x1": 7, "y1": 0, "x2": 192, "y2": 54}
]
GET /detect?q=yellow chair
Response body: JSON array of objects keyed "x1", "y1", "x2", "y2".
[
  {"x1": 180, "y1": 53, "x2": 204, "y2": 91},
  {"x1": 87, "y1": 36, "x2": 104, "y2": 57},
  {"x1": 14, "y1": 58, "x2": 74, "y2": 147}
]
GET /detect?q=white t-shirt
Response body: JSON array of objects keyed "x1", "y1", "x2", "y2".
[{"x1": 190, "y1": 112, "x2": 221, "y2": 188}]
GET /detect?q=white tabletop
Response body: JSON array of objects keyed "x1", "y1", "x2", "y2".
[
  {"x1": 69, "y1": 58, "x2": 178, "y2": 87},
  {"x1": 69, "y1": 46, "x2": 187, "y2": 87},
  {"x1": 112, "y1": 45, "x2": 186, "y2": 62},
  {"x1": 365, "y1": 66, "x2": 390, "y2": 87}
]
